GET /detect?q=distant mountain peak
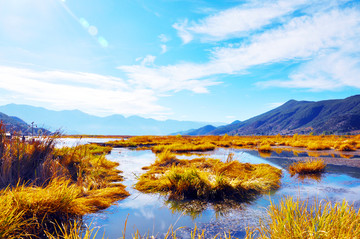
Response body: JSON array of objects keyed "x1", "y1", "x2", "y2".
[
  {"x1": 0, "y1": 103, "x2": 219, "y2": 135},
  {"x1": 185, "y1": 95, "x2": 360, "y2": 136}
]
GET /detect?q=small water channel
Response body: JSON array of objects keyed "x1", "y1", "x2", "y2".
[{"x1": 76, "y1": 145, "x2": 360, "y2": 239}]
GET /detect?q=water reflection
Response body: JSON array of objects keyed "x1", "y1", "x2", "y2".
[
  {"x1": 77, "y1": 144, "x2": 360, "y2": 239},
  {"x1": 292, "y1": 173, "x2": 323, "y2": 182},
  {"x1": 165, "y1": 199, "x2": 245, "y2": 220}
]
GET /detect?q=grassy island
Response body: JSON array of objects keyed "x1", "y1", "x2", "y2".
[
  {"x1": 135, "y1": 150, "x2": 282, "y2": 201},
  {"x1": 289, "y1": 159, "x2": 326, "y2": 176}
]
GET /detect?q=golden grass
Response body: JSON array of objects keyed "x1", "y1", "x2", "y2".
[
  {"x1": 44, "y1": 220, "x2": 101, "y2": 239},
  {"x1": 0, "y1": 123, "x2": 129, "y2": 238},
  {"x1": 100, "y1": 134, "x2": 360, "y2": 155},
  {"x1": 135, "y1": 153, "x2": 282, "y2": 201},
  {"x1": 258, "y1": 144, "x2": 272, "y2": 153},
  {"x1": 307, "y1": 142, "x2": 331, "y2": 150},
  {"x1": 288, "y1": 159, "x2": 326, "y2": 176},
  {"x1": 152, "y1": 142, "x2": 216, "y2": 153},
  {"x1": 246, "y1": 197, "x2": 360, "y2": 239},
  {"x1": 337, "y1": 143, "x2": 356, "y2": 151}
]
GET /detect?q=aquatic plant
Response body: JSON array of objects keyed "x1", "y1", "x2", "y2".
[
  {"x1": 100, "y1": 134, "x2": 360, "y2": 155},
  {"x1": 246, "y1": 197, "x2": 360, "y2": 239},
  {"x1": 135, "y1": 154, "x2": 282, "y2": 201},
  {"x1": 0, "y1": 123, "x2": 129, "y2": 238},
  {"x1": 152, "y1": 142, "x2": 216, "y2": 153},
  {"x1": 258, "y1": 144, "x2": 271, "y2": 153},
  {"x1": 307, "y1": 142, "x2": 331, "y2": 150},
  {"x1": 288, "y1": 159, "x2": 326, "y2": 176},
  {"x1": 337, "y1": 143, "x2": 356, "y2": 151}
]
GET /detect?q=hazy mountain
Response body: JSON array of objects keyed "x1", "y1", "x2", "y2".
[
  {"x1": 185, "y1": 95, "x2": 360, "y2": 135},
  {"x1": 0, "y1": 104, "x2": 222, "y2": 135},
  {"x1": 172, "y1": 124, "x2": 217, "y2": 136},
  {"x1": 0, "y1": 112, "x2": 48, "y2": 135}
]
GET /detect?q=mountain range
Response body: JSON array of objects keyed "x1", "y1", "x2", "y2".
[
  {"x1": 0, "y1": 104, "x2": 222, "y2": 135},
  {"x1": 183, "y1": 95, "x2": 360, "y2": 135},
  {"x1": 0, "y1": 112, "x2": 48, "y2": 135},
  {"x1": 1, "y1": 95, "x2": 359, "y2": 136}
]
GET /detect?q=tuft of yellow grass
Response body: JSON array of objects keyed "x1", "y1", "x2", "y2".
[
  {"x1": 0, "y1": 123, "x2": 129, "y2": 238},
  {"x1": 246, "y1": 197, "x2": 360, "y2": 239},
  {"x1": 100, "y1": 134, "x2": 360, "y2": 155},
  {"x1": 135, "y1": 154, "x2": 282, "y2": 201},
  {"x1": 288, "y1": 159, "x2": 326, "y2": 176},
  {"x1": 337, "y1": 143, "x2": 356, "y2": 151},
  {"x1": 307, "y1": 142, "x2": 331, "y2": 150},
  {"x1": 258, "y1": 144, "x2": 272, "y2": 153}
]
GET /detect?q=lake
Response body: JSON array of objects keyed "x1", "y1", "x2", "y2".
[{"x1": 57, "y1": 139, "x2": 360, "y2": 239}]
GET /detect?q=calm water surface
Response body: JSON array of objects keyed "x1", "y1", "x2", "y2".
[{"x1": 56, "y1": 138, "x2": 360, "y2": 238}]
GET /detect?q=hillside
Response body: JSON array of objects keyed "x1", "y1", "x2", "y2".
[
  {"x1": 186, "y1": 95, "x2": 360, "y2": 135},
  {"x1": 0, "y1": 112, "x2": 48, "y2": 135},
  {"x1": 0, "y1": 104, "x2": 222, "y2": 135}
]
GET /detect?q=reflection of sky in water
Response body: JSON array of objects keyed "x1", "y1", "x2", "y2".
[
  {"x1": 55, "y1": 138, "x2": 124, "y2": 148},
  {"x1": 82, "y1": 144, "x2": 360, "y2": 238}
]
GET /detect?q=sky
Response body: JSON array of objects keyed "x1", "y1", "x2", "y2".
[{"x1": 0, "y1": 0, "x2": 360, "y2": 123}]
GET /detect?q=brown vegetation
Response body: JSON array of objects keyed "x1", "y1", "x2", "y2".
[
  {"x1": 246, "y1": 197, "x2": 360, "y2": 239},
  {"x1": 135, "y1": 151, "x2": 282, "y2": 201},
  {"x1": 288, "y1": 159, "x2": 326, "y2": 176},
  {"x1": 0, "y1": 122, "x2": 128, "y2": 238},
  {"x1": 101, "y1": 134, "x2": 360, "y2": 154}
]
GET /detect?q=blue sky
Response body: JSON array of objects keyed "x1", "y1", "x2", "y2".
[{"x1": 0, "y1": 0, "x2": 360, "y2": 123}]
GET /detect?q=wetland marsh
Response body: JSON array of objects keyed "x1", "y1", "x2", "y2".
[{"x1": 74, "y1": 135, "x2": 360, "y2": 238}]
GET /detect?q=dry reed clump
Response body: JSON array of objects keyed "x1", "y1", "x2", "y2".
[
  {"x1": 0, "y1": 123, "x2": 129, "y2": 238},
  {"x1": 288, "y1": 159, "x2": 326, "y2": 176},
  {"x1": 0, "y1": 179, "x2": 89, "y2": 238},
  {"x1": 152, "y1": 142, "x2": 216, "y2": 153},
  {"x1": 44, "y1": 220, "x2": 101, "y2": 239},
  {"x1": 258, "y1": 144, "x2": 272, "y2": 153},
  {"x1": 306, "y1": 142, "x2": 331, "y2": 150},
  {"x1": 336, "y1": 143, "x2": 356, "y2": 151},
  {"x1": 135, "y1": 153, "x2": 282, "y2": 201},
  {"x1": 246, "y1": 197, "x2": 360, "y2": 239},
  {"x1": 101, "y1": 134, "x2": 360, "y2": 155}
]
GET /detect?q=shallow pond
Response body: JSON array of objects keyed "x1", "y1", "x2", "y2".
[{"x1": 77, "y1": 145, "x2": 360, "y2": 239}]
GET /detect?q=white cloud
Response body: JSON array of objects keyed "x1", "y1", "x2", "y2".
[
  {"x1": 0, "y1": 66, "x2": 168, "y2": 117},
  {"x1": 259, "y1": 51, "x2": 360, "y2": 91},
  {"x1": 212, "y1": 9, "x2": 360, "y2": 69},
  {"x1": 160, "y1": 44, "x2": 167, "y2": 54},
  {"x1": 158, "y1": 34, "x2": 170, "y2": 43},
  {"x1": 120, "y1": 8, "x2": 360, "y2": 93},
  {"x1": 141, "y1": 55, "x2": 156, "y2": 66},
  {"x1": 172, "y1": 19, "x2": 193, "y2": 44},
  {"x1": 119, "y1": 63, "x2": 221, "y2": 93},
  {"x1": 173, "y1": 0, "x2": 310, "y2": 43}
]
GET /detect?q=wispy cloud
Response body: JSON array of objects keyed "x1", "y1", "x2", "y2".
[
  {"x1": 120, "y1": 6, "x2": 360, "y2": 92},
  {"x1": 118, "y1": 63, "x2": 221, "y2": 93},
  {"x1": 173, "y1": 0, "x2": 310, "y2": 43},
  {"x1": 160, "y1": 44, "x2": 167, "y2": 54},
  {"x1": 0, "y1": 66, "x2": 167, "y2": 117},
  {"x1": 259, "y1": 51, "x2": 360, "y2": 91},
  {"x1": 158, "y1": 34, "x2": 170, "y2": 43},
  {"x1": 172, "y1": 19, "x2": 193, "y2": 44}
]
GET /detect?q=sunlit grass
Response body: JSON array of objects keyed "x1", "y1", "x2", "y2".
[
  {"x1": 0, "y1": 123, "x2": 129, "y2": 238},
  {"x1": 135, "y1": 153, "x2": 282, "y2": 201},
  {"x1": 258, "y1": 144, "x2": 272, "y2": 153},
  {"x1": 288, "y1": 159, "x2": 326, "y2": 176},
  {"x1": 152, "y1": 142, "x2": 216, "y2": 153},
  {"x1": 246, "y1": 197, "x2": 360, "y2": 239},
  {"x1": 101, "y1": 134, "x2": 360, "y2": 155}
]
